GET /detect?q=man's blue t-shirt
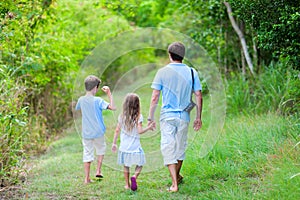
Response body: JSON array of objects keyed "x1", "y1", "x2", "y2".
[
  {"x1": 151, "y1": 63, "x2": 202, "y2": 122},
  {"x1": 75, "y1": 95, "x2": 109, "y2": 139}
]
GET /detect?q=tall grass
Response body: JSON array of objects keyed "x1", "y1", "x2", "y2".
[
  {"x1": 226, "y1": 62, "x2": 300, "y2": 116},
  {"x1": 185, "y1": 113, "x2": 300, "y2": 199},
  {"x1": 0, "y1": 66, "x2": 28, "y2": 187}
]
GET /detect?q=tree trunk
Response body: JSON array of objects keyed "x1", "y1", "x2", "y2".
[{"x1": 224, "y1": 2, "x2": 254, "y2": 75}]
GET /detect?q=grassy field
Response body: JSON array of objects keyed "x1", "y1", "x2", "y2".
[{"x1": 9, "y1": 77, "x2": 300, "y2": 199}]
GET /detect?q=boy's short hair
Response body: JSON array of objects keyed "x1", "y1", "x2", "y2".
[
  {"x1": 168, "y1": 42, "x2": 185, "y2": 61},
  {"x1": 84, "y1": 75, "x2": 101, "y2": 91}
]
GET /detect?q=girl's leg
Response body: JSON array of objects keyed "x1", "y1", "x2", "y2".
[
  {"x1": 130, "y1": 165, "x2": 143, "y2": 191},
  {"x1": 124, "y1": 166, "x2": 130, "y2": 189},
  {"x1": 133, "y1": 165, "x2": 143, "y2": 179}
]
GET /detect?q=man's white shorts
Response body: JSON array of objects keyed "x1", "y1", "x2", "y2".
[
  {"x1": 82, "y1": 136, "x2": 106, "y2": 163},
  {"x1": 160, "y1": 118, "x2": 189, "y2": 165}
]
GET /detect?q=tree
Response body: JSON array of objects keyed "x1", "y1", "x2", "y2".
[{"x1": 224, "y1": 2, "x2": 254, "y2": 75}]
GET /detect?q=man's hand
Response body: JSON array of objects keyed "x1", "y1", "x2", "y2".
[
  {"x1": 147, "y1": 120, "x2": 156, "y2": 130},
  {"x1": 193, "y1": 118, "x2": 202, "y2": 131}
]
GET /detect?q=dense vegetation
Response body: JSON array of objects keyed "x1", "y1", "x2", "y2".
[{"x1": 1, "y1": 0, "x2": 299, "y2": 195}]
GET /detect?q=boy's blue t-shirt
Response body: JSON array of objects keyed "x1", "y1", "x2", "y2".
[
  {"x1": 151, "y1": 63, "x2": 202, "y2": 122},
  {"x1": 75, "y1": 95, "x2": 109, "y2": 139}
]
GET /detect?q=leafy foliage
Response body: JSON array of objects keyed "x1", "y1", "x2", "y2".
[
  {"x1": 0, "y1": 0, "x2": 131, "y2": 186},
  {"x1": 229, "y1": 0, "x2": 300, "y2": 68},
  {"x1": 0, "y1": 66, "x2": 28, "y2": 187}
]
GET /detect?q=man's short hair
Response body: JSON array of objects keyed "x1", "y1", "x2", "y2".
[
  {"x1": 84, "y1": 75, "x2": 101, "y2": 91},
  {"x1": 168, "y1": 42, "x2": 185, "y2": 61}
]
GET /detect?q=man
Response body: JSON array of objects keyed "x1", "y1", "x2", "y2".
[{"x1": 148, "y1": 42, "x2": 203, "y2": 192}]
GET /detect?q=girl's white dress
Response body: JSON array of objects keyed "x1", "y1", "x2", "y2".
[{"x1": 117, "y1": 114, "x2": 146, "y2": 167}]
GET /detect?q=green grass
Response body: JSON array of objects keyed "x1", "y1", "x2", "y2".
[{"x1": 14, "y1": 76, "x2": 299, "y2": 199}]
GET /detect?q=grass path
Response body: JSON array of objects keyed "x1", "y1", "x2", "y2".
[{"x1": 20, "y1": 80, "x2": 300, "y2": 199}]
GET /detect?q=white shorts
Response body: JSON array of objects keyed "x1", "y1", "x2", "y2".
[
  {"x1": 160, "y1": 118, "x2": 189, "y2": 165},
  {"x1": 82, "y1": 136, "x2": 106, "y2": 163}
]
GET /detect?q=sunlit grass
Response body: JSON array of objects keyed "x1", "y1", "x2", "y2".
[{"x1": 21, "y1": 88, "x2": 300, "y2": 199}]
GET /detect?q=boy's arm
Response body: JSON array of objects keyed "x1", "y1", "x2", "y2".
[
  {"x1": 102, "y1": 86, "x2": 116, "y2": 110},
  {"x1": 112, "y1": 123, "x2": 120, "y2": 152}
]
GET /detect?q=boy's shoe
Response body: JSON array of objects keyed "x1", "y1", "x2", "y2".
[{"x1": 96, "y1": 174, "x2": 104, "y2": 178}]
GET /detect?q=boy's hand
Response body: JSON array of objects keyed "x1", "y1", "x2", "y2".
[{"x1": 102, "y1": 86, "x2": 111, "y2": 94}]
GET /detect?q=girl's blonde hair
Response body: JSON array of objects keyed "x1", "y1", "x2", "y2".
[{"x1": 121, "y1": 93, "x2": 140, "y2": 133}]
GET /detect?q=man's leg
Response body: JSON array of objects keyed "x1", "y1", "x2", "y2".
[
  {"x1": 175, "y1": 120, "x2": 189, "y2": 184},
  {"x1": 176, "y1": 160, "x2": 183, "y2": 184},
  {"x1": 168, "y1": 163, "x2": 178, "y2": 192},
  {"x1": 160, "y1": 118, "x2": 178, "y2": 192}
]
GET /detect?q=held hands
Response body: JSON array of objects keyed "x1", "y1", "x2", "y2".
[
  {"x1": 111, "y1": 144, "x2": 117, "y2": 153},
  {"x1": 147, "y1": 121, "x2": 155, "y2": 131},
  {"x1": 193, "y1": 118, "x2": 202, "y2": 131}
]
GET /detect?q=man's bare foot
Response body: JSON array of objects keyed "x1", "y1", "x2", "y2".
[
  {"x1": 167, "y1": 186, "x2": 178, "y2": 192},
  {"x1": 177, "y1": 174, "x2": 184, "y2": 184}
]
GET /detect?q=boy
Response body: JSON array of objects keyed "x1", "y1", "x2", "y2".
[{"x1": 75, "y1": 75, "x2": 116, "y2": 184}]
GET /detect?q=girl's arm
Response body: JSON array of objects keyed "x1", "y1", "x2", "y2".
[
  {"x1": 112, "y1": 123, "x2": 121, "y2": 152},
  {"x1": 137, "y1": 121, "x2": 154, "y2": 134}
]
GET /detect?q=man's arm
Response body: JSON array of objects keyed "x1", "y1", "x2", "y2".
[
  {"x1": 193, "y1": 90, "x2": 203, "y2": 131},
  {"x1": 148, "y1": 89, "x2": 160, "y2": 127}
]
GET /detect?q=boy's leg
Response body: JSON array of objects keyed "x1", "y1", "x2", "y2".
[
  {"x1": 124, "y1": 166, "x2": 130, "y2": 189},
  {"x1": 84, "y1": 162, "x2": 91, "y2": 184},
  {"x1": 94, "y1": 136, "x2": 106, "y2": 177},
  {"x1": 82, "y1": 138, "x2": 94, "y2": 184},
  {"x1": 96, "y1": 155, "x2": 104, "y2": 177}
]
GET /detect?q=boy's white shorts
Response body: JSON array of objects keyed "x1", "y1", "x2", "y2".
[{"x1": 82, "y1": 136, "x2": 106, "y2": 162}]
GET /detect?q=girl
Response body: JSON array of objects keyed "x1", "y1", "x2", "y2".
[{"x1": 112, "y1": 93, "x2": 154, "y2": 191}]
